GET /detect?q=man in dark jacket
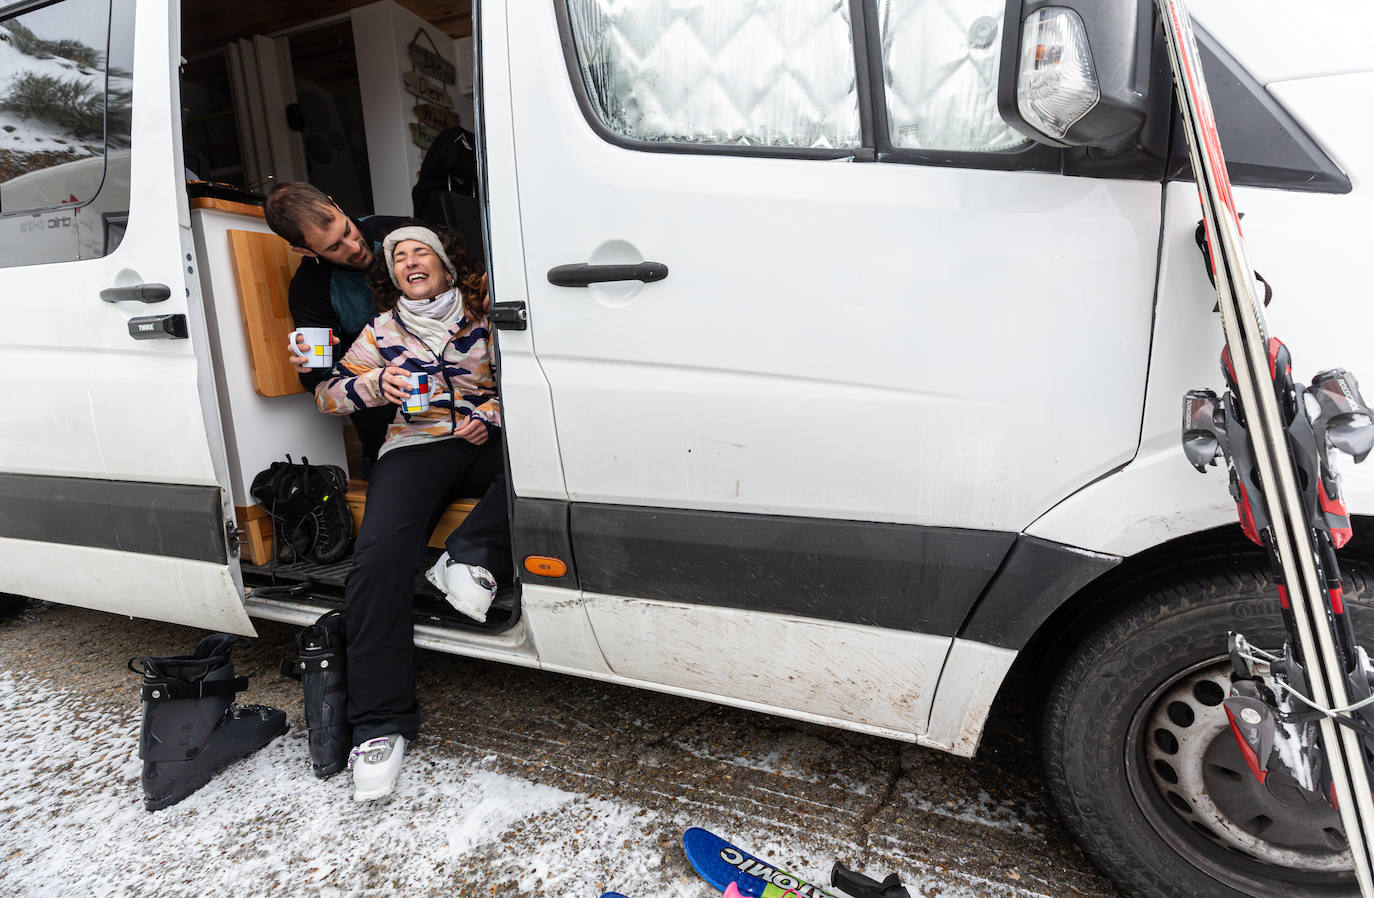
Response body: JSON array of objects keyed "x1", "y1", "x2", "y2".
[{"x1": 264, "y1": 182, "x2": 406, "y2": 473}]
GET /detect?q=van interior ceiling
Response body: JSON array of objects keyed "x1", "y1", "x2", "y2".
[{"x1": 177, "y1": 0, "x2": 499, "y2": 631}]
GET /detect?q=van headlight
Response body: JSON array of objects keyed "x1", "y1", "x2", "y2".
[{"x1": 1016, "y1": 7, "x2": 1101, "y2": 139}]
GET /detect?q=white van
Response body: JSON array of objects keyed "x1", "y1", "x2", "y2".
[{"x1": 0, "y1": 0, "x2": 1370, "y2": 894}]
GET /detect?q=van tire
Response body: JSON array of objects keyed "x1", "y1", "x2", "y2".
[
  {"x1": 1038, "y1": 556, "x2": 1368, "y2": 898},
  {"x1": 0, "y1": 593, "x2": 28, "y2": 616}
]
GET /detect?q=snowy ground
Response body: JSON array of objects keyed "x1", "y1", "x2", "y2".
[{"x1": 0, "y1": 604, "x2": 1121, "y2": 898}]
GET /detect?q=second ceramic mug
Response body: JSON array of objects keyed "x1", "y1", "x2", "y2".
[{"x1": 402, "y1": 372, "x2": 430, "y2": 413}]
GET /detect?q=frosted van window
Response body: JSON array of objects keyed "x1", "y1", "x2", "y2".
[
  {"x1": 877, "y1": 0, "x2": 1030, "y2": 153},
  {"x1": 564, "y1": 0, "x2": 861, "y2": 151},
  {"x1": 0, "y1": 0, "x2": 132, "y2": 267}
]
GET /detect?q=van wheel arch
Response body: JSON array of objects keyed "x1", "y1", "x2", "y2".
[
  {"x1": 999, "y1": 519, "x2": 1374, "y2": 896},
  {"x1": 1000, "y1": 516, "x2": 1374, "y2": 707}
]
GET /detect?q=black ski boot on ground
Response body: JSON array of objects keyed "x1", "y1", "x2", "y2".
[
  {"x1": 281, "y1": 610, "x2": 351, "y2": 777},
  {"x1": 133, "y1": 633, "x2": 288, "y2": 811}
]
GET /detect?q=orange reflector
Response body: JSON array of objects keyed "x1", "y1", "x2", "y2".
[{"x1": 524, "y1": 555, "x2": 568, "y2": 578}]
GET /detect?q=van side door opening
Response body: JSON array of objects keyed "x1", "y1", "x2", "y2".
[{"x1": 171, "y1": 0, "x2": 534, "y2": 639}]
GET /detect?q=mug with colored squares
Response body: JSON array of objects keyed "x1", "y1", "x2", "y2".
[
  {"x1": 288, "y1": 327, "x2": 333, "y2": 368},
  {"x1": 403, "y1": 372, "x2": 431, "y2": 414}
]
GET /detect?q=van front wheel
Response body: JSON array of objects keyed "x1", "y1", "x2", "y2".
[{"x1": 1039, "y1": 559, "x2": 1367, "y2": 898}]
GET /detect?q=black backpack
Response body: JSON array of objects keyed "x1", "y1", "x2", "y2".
[{"x1": 412, "y1": 126, "x2": 486, "y2": 271}]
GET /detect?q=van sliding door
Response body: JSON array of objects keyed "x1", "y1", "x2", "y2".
[
  {"x1": 0, "y1": 0, "x2": 251, "y2": 633},
  {"x1": 496, "y1": 0, "x2": 1162, "y2": 746}
]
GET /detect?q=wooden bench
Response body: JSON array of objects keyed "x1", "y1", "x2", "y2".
[
  {"x1": 239, "y1": 481, "x2": 475, "y2": 566},
  {"x1": 345, "y1": 480, "x2": 476, "y2": 549}
]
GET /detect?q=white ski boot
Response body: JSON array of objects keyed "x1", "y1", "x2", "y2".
[
  {"x1": 348, "y1": 734, "x2": 407, "y2": 801},
  {"x1": 425, "y1": 552, "x2": 497, "y2": 622}
]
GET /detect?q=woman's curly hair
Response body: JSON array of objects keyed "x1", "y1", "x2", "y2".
[{"x1": 367, "y1": 224, "x2": 486, "y2": 321}]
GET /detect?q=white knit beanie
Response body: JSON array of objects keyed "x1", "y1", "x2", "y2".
[{"x1": 383, "y1": 226, "x2": 457, "y2": 289}]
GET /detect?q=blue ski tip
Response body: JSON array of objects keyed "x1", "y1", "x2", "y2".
[
  {"x1": 600, "y1": 893, "x2": 631, "y2": 898},
  {"x1": 682, "y1": 826, "x2": 841, "y2": 898}
]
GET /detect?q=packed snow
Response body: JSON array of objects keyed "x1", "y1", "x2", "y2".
[{"x1": 0, "y1": 666, "x2": 1062, "y2": 898}]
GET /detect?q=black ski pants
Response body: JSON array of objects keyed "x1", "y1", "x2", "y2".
[
  {"x1": 345, "y1": 435, "x2": 508, "y2": 743},
  {"x1": 443, "y1": 476, "x2": 512, "y2": 584}
]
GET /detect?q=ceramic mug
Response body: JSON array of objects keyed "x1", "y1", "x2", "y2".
[
  {"x1": 403, "y1": 372, "x2": 431, "y2": 413},
  {"x1": 288, "y1": 326, "x2": 333, "y2": 368}
]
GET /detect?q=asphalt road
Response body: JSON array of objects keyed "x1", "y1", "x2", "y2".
[{"x1": 0, "y1": 602, "x2": 1125, "y2": 898}]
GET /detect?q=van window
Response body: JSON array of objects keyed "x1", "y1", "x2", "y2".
[
  {"x1": 876, "y1": 0, "x2": 1029, "y2": 153},
  {"x1": 563, "y1": 0, "x2": 861, "y2": 152},
  {"x1": 0, "y1": 0, "x2": 133, "y2": 267}
]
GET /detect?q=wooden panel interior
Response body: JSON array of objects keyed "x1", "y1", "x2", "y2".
[{"x1": 227, "y1": 229, "x2": 306, "y2": 398}]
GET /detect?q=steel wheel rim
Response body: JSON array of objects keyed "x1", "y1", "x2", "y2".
[{"x1": 1125, "y1": 655, "x2": 1353, "y2": 892}]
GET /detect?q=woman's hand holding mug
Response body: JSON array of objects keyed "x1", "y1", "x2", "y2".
[{"x1": 379, "y1": 366, "x2": 412, "y2": 405}]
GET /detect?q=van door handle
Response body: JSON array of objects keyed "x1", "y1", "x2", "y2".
[
  {"x1": 547, "y1": 262, "x2": 668, "y2": 287},
  {"x1": 100, "y1": 283, "x2": 171, "y2": 303}
]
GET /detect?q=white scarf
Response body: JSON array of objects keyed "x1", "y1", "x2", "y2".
[{"x1": 396, "y1": 288, "x2": 463, "y2": 357}]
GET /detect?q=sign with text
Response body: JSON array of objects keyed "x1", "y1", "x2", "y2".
[
  {"x1": 403, "y1": 71, "x2": 450, "y2": 107},
  {"x1": 410, "y1": 121, "x2": 441, "y2": 151},
  {"x1": 414, "y1": 103, "x2": 463, "y2": 132},
  {"x1": 408, "y1": 31, "x2": 456, "y2": 85}
]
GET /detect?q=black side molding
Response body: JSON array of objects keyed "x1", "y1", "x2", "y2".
[
  {"x1": 0, "y1": 473, "x2": 227, "y2": 564},
  {"x1": 547, "y1": 262, "x2": 668, "y2": 287},
  {"x1": 957, "y1": 535, "x2": 1121, "y2": 650},
  {"x1": 512, "y1": 497, "x2": 578, "y2": 588},
  {"x1": 569, "y1": 503, "x2": 1015, "y2": 634}
]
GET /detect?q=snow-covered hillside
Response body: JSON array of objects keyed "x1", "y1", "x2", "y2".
[{"x1": 0, "y1": 20, "x2": 129, "y2": 182}]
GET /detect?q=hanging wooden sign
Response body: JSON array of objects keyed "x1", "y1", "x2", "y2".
[
  {"x1": 402, "y1": 71, "x2": 451, "y2": 108},
  {"x1": 408, "y1": 29, "x2": 456, "y2": 85},
  {"x1": 410, "y1": 121, "x2": 441, "y2": 151},
  {"x1": 414, "y1": 103, "x2": 462, "y2": 132}
]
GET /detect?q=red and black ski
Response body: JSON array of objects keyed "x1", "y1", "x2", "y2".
[{"x1": 1164, "y1": 0, "x2": 1374, "y2": 891}]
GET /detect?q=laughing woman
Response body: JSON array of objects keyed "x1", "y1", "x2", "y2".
[{"x1": 314, "y1": 225, "x2": 508, "y2": 801}]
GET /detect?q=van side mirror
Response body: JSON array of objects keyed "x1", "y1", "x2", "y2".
[{"x1": 997, "y1": 0, "x2": 1156, "y2": 149}]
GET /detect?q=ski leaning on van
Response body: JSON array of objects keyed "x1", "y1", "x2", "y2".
[{"x1": 1163, "y1": 0, "x2": 1374, "y2": 890}]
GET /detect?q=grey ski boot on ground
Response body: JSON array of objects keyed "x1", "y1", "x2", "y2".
[
  {"x1": 133, "y1": 633, "x2": 288, "y2": 811},
  {"x1": 281, "y1": 610, "x2": 350, "y2": 777}
]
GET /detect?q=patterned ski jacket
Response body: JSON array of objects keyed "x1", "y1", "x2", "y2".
[{"x1": 314, "y1": 308, "x2": 500, "y2": 448}]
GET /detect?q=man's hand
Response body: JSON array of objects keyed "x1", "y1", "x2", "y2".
[
  {"x1": 379, "y1": 366, "x2": 412, "y2": 405},
  {"x1": 288, "y1": 332, "x2": 340, "y2": 371},
  {"x1": 454, "y1": 415, "x2": 489, "y2": 445}
]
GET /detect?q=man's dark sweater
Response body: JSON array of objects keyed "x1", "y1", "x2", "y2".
[{"x1": 288, "y1": 215, "x2": 409, "y2": 466}]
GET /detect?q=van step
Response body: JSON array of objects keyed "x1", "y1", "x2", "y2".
[{"x1": 240, "y1": 554, "x2": 516, "y2": 630}]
